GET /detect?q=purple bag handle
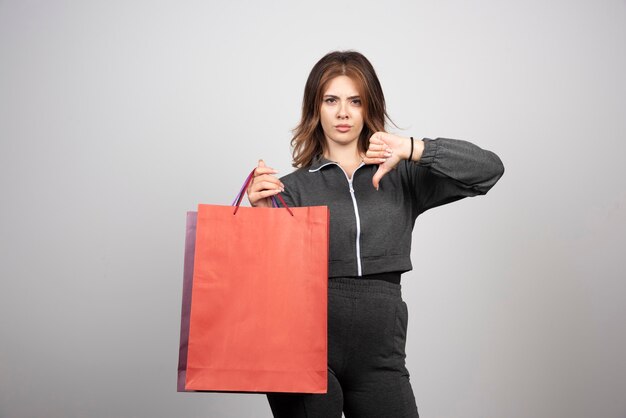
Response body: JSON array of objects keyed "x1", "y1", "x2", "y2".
[{"x1": 231, "y1": 168, "x2": 293, "y2": 216}]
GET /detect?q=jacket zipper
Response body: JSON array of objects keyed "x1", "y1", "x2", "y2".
[
  {"x1": 347, "y1": 176, "x2": 363, "y2": 276},
  {"x1": 309, "y1": 162, "x2": 364, "y2": 276}
]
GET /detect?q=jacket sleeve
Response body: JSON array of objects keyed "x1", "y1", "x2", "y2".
[
  {"x1": 408, "y1": 137, "x2": 505, "y2": 214},
  {"x1": 277, "y1": 188, "x2": 295, "y2": 208},
  {"x1": 277, "y1": 173, "x2": 298, "y2": 208}
]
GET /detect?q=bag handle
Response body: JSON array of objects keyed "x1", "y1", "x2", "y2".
[{"x1": 232, "y1": 168, "x2": 294, "y2": 216}]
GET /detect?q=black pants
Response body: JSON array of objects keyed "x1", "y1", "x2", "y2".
[{"x1": 267, "y1": 277, "x2": 419, "y2": 418}]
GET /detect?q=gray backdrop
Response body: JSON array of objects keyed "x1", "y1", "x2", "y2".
[{"x1": 1, "y1": 1, "x2": 625, "y2": 417}]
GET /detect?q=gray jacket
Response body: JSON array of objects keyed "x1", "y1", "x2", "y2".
[{"x1": 279, "y1": 138, "x2": 505, "y2": 277}]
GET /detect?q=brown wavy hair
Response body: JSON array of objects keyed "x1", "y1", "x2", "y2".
[{"x1": 291, "y1": 51, "x2": 391, "y2": 168}]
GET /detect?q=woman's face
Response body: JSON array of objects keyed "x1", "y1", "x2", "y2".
[{"x1": 319, "y1": 75, "x2": 364, "y2": 150}]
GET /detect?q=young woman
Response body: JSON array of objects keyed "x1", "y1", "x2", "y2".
[{"x1": 247, "y1": 50, "x2": 504, "y2": 418}]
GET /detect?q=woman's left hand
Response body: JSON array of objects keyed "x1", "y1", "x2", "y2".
[{"x1": 363, "y1": 132, "x2": 423, "y2": 190}]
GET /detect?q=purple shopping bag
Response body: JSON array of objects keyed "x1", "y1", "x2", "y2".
[{"x1": 177, "y1": 211, "x2": 197, "y2": 392}]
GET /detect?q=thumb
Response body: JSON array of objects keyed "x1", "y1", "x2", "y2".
[
  {"x1": 258, "y1": 159, "x2": 266, "y2": 168},
  {"x1": 372, "y1": 165, "x2": 390, "y2": 190}
]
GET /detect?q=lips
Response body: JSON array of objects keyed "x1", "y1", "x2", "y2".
[{"x1": 335, "y1": 125, "x2": 351, "y2": 133}]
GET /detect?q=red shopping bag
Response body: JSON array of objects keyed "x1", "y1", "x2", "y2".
[{"x1": 181, "y1": 170, "x2": 329, "y2": 393}]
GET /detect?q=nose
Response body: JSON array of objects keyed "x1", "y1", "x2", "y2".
[{"x1": 336, "y1": 100, "x2": 349, "y2": 119}]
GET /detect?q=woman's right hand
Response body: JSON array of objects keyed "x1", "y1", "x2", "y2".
[{"x1": 247, "y1": 159, "x2": 285, "y2": 207}]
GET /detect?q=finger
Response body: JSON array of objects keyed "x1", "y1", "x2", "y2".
[
  {"x1": 366, "y1": 142, "x2": 391, "y2": 155},
  {"x1": 362, "y1": 156, "x2": 387, "y2": 165},
  {"x1": 365, "y1": 149, "x2": 392, "y2": 159},
  {"x1": 255, "y1": 166, "x2": 279, "y2": 175},
  {"x1": 366, "y1": 143, "x2": 387, "y2": 152},
  {"x1": 252, "y1": 189, "x2": 282, "y2": 199},
  {"x1": 252, "y1": 174, "x2": 284, "y2": 189},
  {"x1": 252, "y1": 180, "x2": 285, "y2": 193},
  {"x1": 372, "y1": 165, "x2": 391, "y2": 190},
  {"x1": 364, "y1": 148, "x2": 390, "y2": 161},
  {"x1": 369, "y1": 132, "x2": 389, "y2": 145},
  {"x1": 369, "y1": 135, "x2": 385, "y2": 145},
  {"x1": 255, "y1": 159, "x2": 278, "y2": 175}
]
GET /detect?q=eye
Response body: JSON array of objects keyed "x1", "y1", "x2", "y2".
[
  {"x1": 324, "y1": 97, "x2": 336, "y2": 104},
  {"x1": 352, "y1": 98, "x2": 362, "y2": 106}
]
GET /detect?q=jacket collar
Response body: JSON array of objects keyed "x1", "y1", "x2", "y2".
[
  {"x1": 308, "y1": 155, "x2": 336, "y2": 172},
  {"x1": 308, "y1": 154, "x2": 369, "y2": 174}
]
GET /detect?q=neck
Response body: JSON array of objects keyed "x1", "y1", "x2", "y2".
[{"x1": 324, "y1": 144, "x2": 363, "y2": 178}]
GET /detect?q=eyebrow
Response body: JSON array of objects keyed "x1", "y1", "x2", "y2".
[{"x1": 323, "y1": 94, "x2": 361, "y2": 100}]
